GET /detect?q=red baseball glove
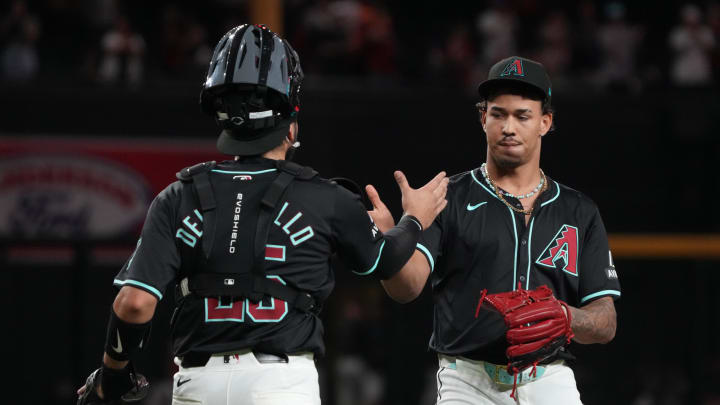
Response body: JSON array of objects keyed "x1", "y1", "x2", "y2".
[{"x1": 480, "y1": 285, "x2": 574, "y2": 374}]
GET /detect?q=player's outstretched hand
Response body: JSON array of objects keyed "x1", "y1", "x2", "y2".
[
  {"x1": 365, "y1": 184, "x2": 395, "y2": 233},
  {"x1": 394, "y1": 170, "x2": 448, "y2": 230}
]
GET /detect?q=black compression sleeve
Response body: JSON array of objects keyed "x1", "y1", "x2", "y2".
[
  {"x1": 104, "y1": 308, "x2": 152, "y2": 361},
  {"x1": 375, "y1": 215, "x2": 423, "y2": 280}
]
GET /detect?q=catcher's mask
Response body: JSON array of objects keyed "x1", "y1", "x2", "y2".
[{"x1": 200, "y1": 24, "x2": 304, "y2": 156}]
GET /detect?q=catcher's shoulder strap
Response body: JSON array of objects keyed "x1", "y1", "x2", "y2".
[
  {"x1": 277, "y1": 160, "x2": 317, "y2": 180},
  {"x1": 176, "y1": 161, "x2": 217, "y2": 258},
  {"x1": 176, "y1": 161, "x2": 217, "y2": 182},
  {"x1": 250, "y1": 159, "x2": 318, "y2": 312}
]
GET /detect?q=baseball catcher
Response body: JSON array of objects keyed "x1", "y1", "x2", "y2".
[{"x1": 76, "y1": 23, "x2": 448, "y2": 405}]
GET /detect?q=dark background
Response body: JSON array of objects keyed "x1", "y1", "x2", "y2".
[{"x1": 1, "y1": 1, "x2": 719, "y2": 404}]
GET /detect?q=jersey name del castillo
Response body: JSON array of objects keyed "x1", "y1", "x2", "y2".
[{"x1": 113, "y1": 157, "x2": 391, "y2": 357}]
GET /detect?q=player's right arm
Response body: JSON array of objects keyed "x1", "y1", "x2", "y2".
[
  {"x1": 78, "y1": 184, "x2": 180, "y2": 401},
  {"x1": 365, "y1": 171, "x2": 445, "y2": 303},
  {"x1": 334, "y1": 171, "x2": 446, "y2": 285},
  {"x1": 101, "y1": 286, "x2": 158, "y2": 371},
  {"x1": 380, "y1": 251, "x2": 432, "y2": 303},
  {"x1": 570, "y1": 202, "x2": 620, "y2": 344}
]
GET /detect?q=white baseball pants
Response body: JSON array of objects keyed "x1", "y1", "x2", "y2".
[
  {"x1": 171, "y1": 351, "x2": 321, "y2": 405},
  {"x1": 436, "y1": 354, "x2": 583, "y2": 405}
]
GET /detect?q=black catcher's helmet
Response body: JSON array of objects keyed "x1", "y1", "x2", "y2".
[{"x1": 200, "y1": 24, "x2": 304, "y2": 156}]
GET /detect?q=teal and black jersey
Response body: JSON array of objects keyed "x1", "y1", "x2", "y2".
[
  {"x1": 416, "y1": 167, "x2": 621, "y2": 364},
  {"x1": 113, "y1": 157, "x2": 395, "y2": 357}
]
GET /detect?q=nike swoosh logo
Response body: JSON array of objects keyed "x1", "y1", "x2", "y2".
[
  {"x1": 177, "y1": 378, "x2": 191, "y2": 387},
  {"x1": 111, "y1": 330, "x2": 123, "y2": 353},
  {"x1": 467, "y1": 202, "x2": 487, "y2": 211}
]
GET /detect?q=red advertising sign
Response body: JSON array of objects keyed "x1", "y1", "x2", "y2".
[{"x1": 0, "y1": 136, "x2": 223, "y2": 239}]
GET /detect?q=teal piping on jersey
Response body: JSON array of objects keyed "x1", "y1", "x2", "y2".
[
  {"x1": 113, "y1": 279, "x2": 163, "y2": 300},
  {"x1": 416, "y1": 243, "x2": 435, "y2": 272},
  {"x1": 508, "y1": 206, "x2": 519, "y2": 290},
  {"x1": 581, "y1": 290, "x2": 621, "y2": 304},
  {"x1": 540, "y1": 181, "x2": 560, "y2": 207},
  {"x1": 126, "y1": 238, "x2": 142, "y2": 270},
  {"x1": 353, "y1": 241, "x2": 386, "y2": 275},
  {"x1": 525, "y1": 217, "x2": 535, "y2": 289},
  {"x1": 210, "y1": 168, "x2": 278, "y2": 175},
  {"x1": 470, "y1": 169, "x2": 500, "y2": 200}
]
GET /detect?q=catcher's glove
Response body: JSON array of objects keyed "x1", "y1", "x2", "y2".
[
  {"x1": 480, "y1": 285, "x2": 574, "y2": 374},
  {"x1": 77, "y1": 365, "x2": 149, "y2": 405}
]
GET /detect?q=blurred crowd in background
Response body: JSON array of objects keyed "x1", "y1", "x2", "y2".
[
  {"x1": 3, "y1": 2, "x2": 720, "y2": 405},
  {"x1": 2, "y1": 0, "x2": 719, "y2": 92}
]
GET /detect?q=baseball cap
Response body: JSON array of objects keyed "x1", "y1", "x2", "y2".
[
  {"x1": 478, "y1": 56, "x2": 552, "y2": 103},
  {"x1": 216, "y1": 120, "x2": 291, "y2": 156}
]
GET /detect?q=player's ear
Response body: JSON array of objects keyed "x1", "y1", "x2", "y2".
[
  {"x1": 476, "y1": 101, "x2": 487, "y2": 131},
  {"x1": 287, "y1": 121, "x2": 298, "y2": 144},
  {"x1": 539, "y1": 113, "x2": 552, "y2": 137}
]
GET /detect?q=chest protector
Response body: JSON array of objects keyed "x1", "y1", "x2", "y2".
[{"x1": 174, "y1": 160, "x2": 319, "y2": 313}]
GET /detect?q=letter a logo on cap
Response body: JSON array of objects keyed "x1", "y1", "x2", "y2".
[{"x1": 500, "y1": 58, "x2": 524, "y2": 77}]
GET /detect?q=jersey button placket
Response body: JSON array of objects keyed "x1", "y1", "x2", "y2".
[
  {"x1": 517, "y1": 233, "x2": 528, "y2": 288},
  {"x1": 515, "y1": 208, "x2": 534, "y2": 290},
  {"x1": 519, "y1": 239, "x2": 528, "y2": 285}
]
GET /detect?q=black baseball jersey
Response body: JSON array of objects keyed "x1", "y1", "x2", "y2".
[
  {"x1": 113, "y1": 157, "x2": 392, "y2": 357},
  {"x1": 416, "y1": 167, "x2": 621, "y2": 364}
]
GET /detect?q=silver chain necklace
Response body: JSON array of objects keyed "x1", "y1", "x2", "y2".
[{"x1": 480, "y1": 163, "x2": 545, "y2": 200}]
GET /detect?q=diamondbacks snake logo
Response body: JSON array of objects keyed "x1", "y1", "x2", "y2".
[{"x1": 536, "y1": 225, "x2": 579, "y2": 276}]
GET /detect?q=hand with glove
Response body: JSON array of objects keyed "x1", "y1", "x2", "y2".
[
  {"x1": 479, "y1": 285, "x2": 574, "y2": 374},
  {"x1": 76, "y1": 364, "x2": 149, "y2": 405}
]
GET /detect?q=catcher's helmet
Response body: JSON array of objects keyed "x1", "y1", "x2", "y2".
[{"x1": 200, "y1": 24, "x2": 304, "y2": 156}]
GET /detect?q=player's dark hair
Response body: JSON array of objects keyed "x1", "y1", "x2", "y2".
[{"x1": 476, "y1": 81, "x2": 555, "y2": 132}]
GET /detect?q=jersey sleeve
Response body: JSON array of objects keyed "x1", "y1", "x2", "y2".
[
  {"x1": 332, "y1": 186, "x2": 396, "y2": 279},
  {"x1": 113, "y1": 183, "x2": 181, "y2": 301},
  {"x1": 415, "y1": 207, "x2": 445, "y2": 273},
  {"x1": 577, "y1": 205, "x2": 621, "y2": 306}
]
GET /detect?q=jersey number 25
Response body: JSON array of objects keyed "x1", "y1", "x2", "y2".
[{"x1": 204, "y1": 275, "x2": 288, "y2": 323}]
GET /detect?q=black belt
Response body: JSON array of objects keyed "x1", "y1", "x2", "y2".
[{"x1": 180, "y1": 351, "x2": 289, "y2": 368}]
